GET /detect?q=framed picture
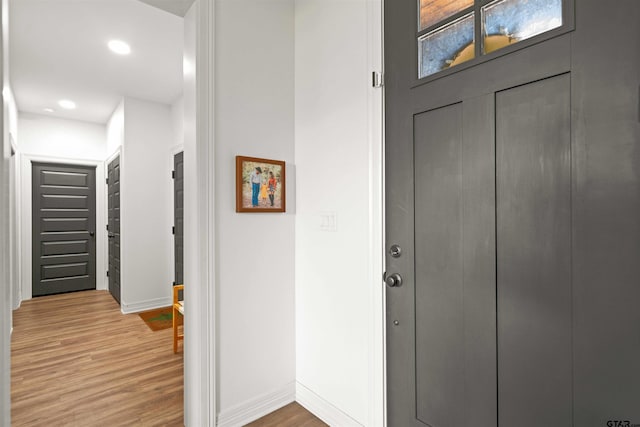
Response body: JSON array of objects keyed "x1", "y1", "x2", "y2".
[{"x1": 236, "y1": 156, "x2": 286, "y2": 213}]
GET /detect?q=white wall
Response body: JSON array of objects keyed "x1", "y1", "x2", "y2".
[
  {"x1": 2, "y1": 67, "x2": 18, "y2": 318},
  {"x1": 169, "y1": 95, "x2": 184, "y2": 293},
  {"x1": 5, "y1": 85, "x2": 18, "y2": 345},
  {"x1": 18, "y1": 113, "x2": 106, "y2": 160},
  {"x1": 17, "y1": 113, "x2": 108, "y2": 300},
  {"x1": 171, "y1": 95, "x2": 184, "y2": 148},
  {"x1": 214, "y1": 1, "x2": 296, "y2": 425},
  {"x1": 106, "y1": 100, "x2": 124, "y2": 158},
  {"x1": 294, "y1": 0, "x2": 384, "y2": 426},
  {"x1": 6, "y1": 88, "x2": 18, "y2": 313},
  {"x1": 119, "y1": 97, "x2": 174, "y2": 313}
]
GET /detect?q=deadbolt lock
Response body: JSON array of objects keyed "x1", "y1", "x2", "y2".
[{"x1": 389, "y1": 244, "x2": 402, "y2": 258}]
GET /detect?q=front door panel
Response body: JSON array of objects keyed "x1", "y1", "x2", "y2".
[
  {"x1": 496, "y1": 74, "x2": 572, "y2": 427},
  {"x1": 388, "y1": 77, "x2": 573, "y2": 427},
  {"x1": 414, "y1": 103, "x2": 465, "y2": 427},
  {"x1": 414, "y1": 99, "x2": 497, "y2": 426},
  {"x1": 386, "y1": 3, "x2": 577, "y2": 426}
]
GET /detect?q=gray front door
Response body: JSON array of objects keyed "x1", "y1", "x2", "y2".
[
  {"x1": 32, "y1": 162, "x2": 96, "y2": 296},
  {"x1": 107, "y1": 155, "x2": 121, "y2": 303},
  {"x1": 385, "y1": 1, "x2": 640, "y2": 426},
  {"x1": 173, "y1": 151, "x2": 184, "y2": 286}
]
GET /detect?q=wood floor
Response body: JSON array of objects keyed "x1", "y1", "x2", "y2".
[
  {"x1": 11, "y1": 290, "x2": 326, "y2": 427},
  {"x1": 11, "y1": 290, "x2": 184, "y2": 426},
  {"x1": 246, "y1": 402, "x2": 327, "y2": 427}
]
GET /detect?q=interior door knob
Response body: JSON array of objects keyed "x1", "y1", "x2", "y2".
[
  {"x1": 108, "y1": 233, "x2": 115, "y2": 239},
  {"x1": 385, "y1": 273, "x2": 402, "y2": 288}
]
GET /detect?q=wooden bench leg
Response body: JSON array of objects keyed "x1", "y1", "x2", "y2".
[{"x1": 173, "y1": 306, "x2": 178, "y2": 353}]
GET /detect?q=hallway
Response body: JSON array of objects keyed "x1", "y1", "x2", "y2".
[{"x1": 11, "y1": 291, "x2": 183, "y2": 426}]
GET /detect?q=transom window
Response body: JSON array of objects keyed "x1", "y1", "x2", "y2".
[{"x1": 418, "y1": 0, "x2": 564, "y2": 79}]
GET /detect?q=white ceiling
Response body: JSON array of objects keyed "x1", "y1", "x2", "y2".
[
  {"x1": 138, "y1": 0, "x2": 195, "y2": 17},
  {"x1": 10, "y1": 0, "x2": 185, "y2": 124}
]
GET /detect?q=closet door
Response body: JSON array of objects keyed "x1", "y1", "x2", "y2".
[
  {"x1": 32, "y1": 162, "x2": 96, "y2": 297},
  {"x1": 107, "y1": 155, "x2": 121, "y2": 303}
]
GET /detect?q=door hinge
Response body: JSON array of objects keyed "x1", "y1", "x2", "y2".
[
  {"x1": 372, "y1": 71, "x2": 384, "y2": 88},
  {"x1": 172, "y1": 226, "x2": 175, "y2": 235},
  {"x1": 106, "y1": 270, "x2": 109, "y2": 277},
  {"x1": 106, "y1": 178, "x2": 109, "y2": 185},
  {"x1": 106, "y1": 224, "x2": 109, "y2": 231},
  {"x1": 172, "y1": 170, "x2": 175, "y2": 179},
  {"x1": 172, "y1": 281, "x2": 176, "y2": 286}
]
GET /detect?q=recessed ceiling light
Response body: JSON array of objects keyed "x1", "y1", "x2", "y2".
[
  {"x1": 43, "y1": 108, "x2": 55, "y2": 113},
  {"x1": 58, "y1": 99, "x2": 76, "y2": 110},
  {"x1": 108, "y1": 40, "x2": 131, "y2": 55}
]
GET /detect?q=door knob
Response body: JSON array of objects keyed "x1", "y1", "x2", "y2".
[
  {"x1": 89, "y1": 232, "x2": 95, "y2": 237},
  {"x1": 385, "y1": 273, "x2": 403, "y2": 288},
  {"x1": 108, "y1": 233, "x2": 115, "y2": 239}
]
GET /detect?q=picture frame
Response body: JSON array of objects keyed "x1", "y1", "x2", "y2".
[{"x1": 236, "y1": 156, "x2": 286, "y2": 213}]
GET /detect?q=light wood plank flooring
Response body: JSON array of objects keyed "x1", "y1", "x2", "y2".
[
  {"x1": 11, "y1": 290, "x2": 183, "y2": 426},
  {"x1": 246, "y1": 402, "x2": 327, "y2": 427},
  {"x1": 11, "y1": 290, "x2": 326, "y2": 427}
]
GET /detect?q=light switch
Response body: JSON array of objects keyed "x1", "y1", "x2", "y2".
[{"x1": 319, "y1": 211, "x2": 337, "y2": 232}]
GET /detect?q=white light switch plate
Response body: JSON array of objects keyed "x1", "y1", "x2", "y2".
[{"x1": 319, "y1": 211, "x2": 337, "y2": 232}]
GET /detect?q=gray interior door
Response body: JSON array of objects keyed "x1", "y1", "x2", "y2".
[
  {"x1": 107, "y1": 156, "x2": 121, "y2": 303},
  {"x1": 32, "y1": 162, "x2": 96, "y2": 296},
  {"x1": 173, "y1": 151, "x2": 184, "y2": 286},
  {"x1": 385, "y1": 1, "x2": 640, "y2": 426}
]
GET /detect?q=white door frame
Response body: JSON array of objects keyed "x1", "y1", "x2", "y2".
[
  {"x1": 9, "y1": 133, "x2": 20, "y2": 312},
  {"x1": 1, "y1": 0, "x2": 12, "y2": 420},
  {"x1": 19, "y1": 153, "x2": 107, "y2": 301},
  {"x1": 367, "y1": 0, "x2": 385, "y2": 425},
  {"x1": 185, "y1": 0, "x2": 216, "y2": 425}
]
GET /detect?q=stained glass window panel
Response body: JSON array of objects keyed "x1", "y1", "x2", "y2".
[
  {"x1": 482, "y1": 0, "x2": 562, "y2": 54},
  {"x1": 419, "y1": 13, "x2": 475, "y2": 79},
  {"x1": 419, "y1": 0, "x2": 474, "y2": 31}
]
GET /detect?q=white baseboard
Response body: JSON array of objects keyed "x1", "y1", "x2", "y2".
[
  {"x1": 296, "y1": 382, "x2": 364, "y2": 427},
  {"x1": 120, "y1": 296, "x2": 172, "y2": 314},
  {"x1": 217, "y1": 382, "x2": 296, "y2": 427},
  {"x1": 12, "y1": 295, "x2": 21, "y2": 311}
]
